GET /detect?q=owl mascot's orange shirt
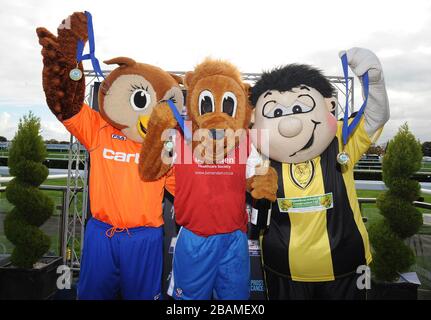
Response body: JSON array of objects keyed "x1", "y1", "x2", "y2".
[{"x1": 63, "y1": 103, "x2": 175, "y2": 229}]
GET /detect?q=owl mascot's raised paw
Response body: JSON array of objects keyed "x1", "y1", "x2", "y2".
[{"x1": 36, "y1": 12, "x2": 88, "y2": 121}]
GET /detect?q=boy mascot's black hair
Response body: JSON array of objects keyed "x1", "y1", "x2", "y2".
[{"x1": 250, "y1": 64, "x2": 335, "y2": 106}]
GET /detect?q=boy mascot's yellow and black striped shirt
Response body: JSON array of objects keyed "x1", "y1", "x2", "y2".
[{"x1": 262, "y1": 118, "x2": 373, "y2": 282}]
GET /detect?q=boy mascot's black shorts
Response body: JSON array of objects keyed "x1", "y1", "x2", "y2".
[{"x1": 265, "y1": 268, "x2": 366, "y2": 300}]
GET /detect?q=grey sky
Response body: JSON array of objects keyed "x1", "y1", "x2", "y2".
[{"x1": 0, "y1": 0, "x2": 430, "y2": 144}]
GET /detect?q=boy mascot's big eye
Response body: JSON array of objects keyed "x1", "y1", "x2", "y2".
[{"x1": 130, "y1": 88, "x2": 151, "y2": 110}]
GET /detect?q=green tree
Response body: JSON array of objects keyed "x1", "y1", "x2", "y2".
[
  {"x1": 45, "y1": 139, "x2": 59, "y2": 144},
  {"x1": 0, "y1": 136, "x2": 7, "y2": 142},
  {"x1": 369, "y1": 123, "x2": 423, "y2": 281},
  {"x1": 366, "y1": 143, "x2": 384, "y2": 156},
  {"x1": 3, "y1": 112, "x2": 54, "y2": 268}
]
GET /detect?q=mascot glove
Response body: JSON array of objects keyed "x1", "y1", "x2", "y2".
[
  {"x1": 339, "y1": 47, "x2": 384, "y2": 84},
  {"x1": 251, "y1": 166, "x2": 278, "y2": 202},
  {"x1": 339, "y1": 47, "x2": 390, "y2": 136},
  {"x1": 148, "y1": 101, "x2": 178, "y2": 132}
]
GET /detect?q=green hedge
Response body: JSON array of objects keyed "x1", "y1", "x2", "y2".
[
  {"x1": 369, "y1": 124, "x2": 423, "y2": 281},
  {"x1": 3, "y1": 113, "x2": 53, "y2": 268}
]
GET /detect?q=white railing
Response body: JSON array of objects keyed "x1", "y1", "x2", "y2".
[
  {"x1": 355, "y1": 180, "x2": 431, "y2": 195},
  {"x1": 0, "y1": 174, "x2": 70, "y2": 184}
]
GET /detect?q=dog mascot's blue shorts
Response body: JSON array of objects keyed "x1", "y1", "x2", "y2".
[{"x1": 168, "y1": 227, "x2": 250, "y2": 300}]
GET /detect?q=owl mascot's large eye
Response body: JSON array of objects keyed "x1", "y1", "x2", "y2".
[{"x1": 130, "y1": 87, "x2": 151, "y2": 111}]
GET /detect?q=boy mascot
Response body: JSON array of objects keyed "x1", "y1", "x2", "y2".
[
  {"x1": 250, "y1": 48, "x2": 389, "y2": 300},
  {"x1": 138, "y1": 58, "x2": 278, "y2": 300},
  {"x1": 36, "y1": 12, "x2": 183, "y2": 299}
]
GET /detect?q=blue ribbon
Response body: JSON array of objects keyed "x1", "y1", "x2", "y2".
[
  {"x1": 167, "y1": 99, "x2": 192, "y2": 141},
  {"x1": 76, "y1": 11, "x2": 105, "y2": 79},
  {"x1": 341, "y1": 53, "x2": 369, "y2": 146}
]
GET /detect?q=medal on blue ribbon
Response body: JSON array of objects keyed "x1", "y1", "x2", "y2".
[
  {"x1": 69, "y1": 66, "x2": 83, "y2": 81},
  {"x1": 70, "y1": 11, "x2": 105, "y2": 81},
  {"x1": 338, "y1": 53, "x2": 370, "y2": 165}
]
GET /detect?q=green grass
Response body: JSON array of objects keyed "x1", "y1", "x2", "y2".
[
  {"x1": 422, "y1": 162, "x2": 431, "y2": 172},
  {"x1": 0, "y1": 178, "x2": 74, "y2": 217},
  {"x1": 357, "y1": 189, "x2": 431, "y2": 235},
  {"x1": 357, "y1": 189, "x2": 431, "y2": 206},
  {"x1": 0, "y1": 177, "x2": 84, "y2": 256}
]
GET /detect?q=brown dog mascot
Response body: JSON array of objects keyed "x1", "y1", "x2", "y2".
[{"x1": 138, "y1": 59, "x2": 277, "y2": 299}]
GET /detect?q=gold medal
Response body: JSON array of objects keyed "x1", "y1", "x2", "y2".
[
  {"x1": 337, "y1": 151, "x2": 350, "y2": 165},
  {"x1": 69, "y1": 63, "x2": 83, "y2": 81}
]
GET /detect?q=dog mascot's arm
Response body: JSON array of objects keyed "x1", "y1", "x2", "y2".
[
  {"x1": 138, "y1": 102, "x2": 177, "y2": 181},
  {"x1": 247, "y1": 167, "x2": 278, "y2": 202},
  {"x1": 36, "y1": 12, "x2": 88, "y2": 121},
  {"x1": 246, "y1": 145, "x2": 278, "y2": 202},
  {"x1": 341, "y1": 47, "x2": 390, "y2": 139}
]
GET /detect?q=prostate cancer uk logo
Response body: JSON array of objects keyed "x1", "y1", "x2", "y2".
[{"x1": 250, "y1": 279, "x2": 264, "y2": 292}]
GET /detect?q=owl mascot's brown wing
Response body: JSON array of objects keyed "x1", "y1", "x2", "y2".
[{"x1": 36, "y1": 12, "x2": 88, "y2": 121}]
